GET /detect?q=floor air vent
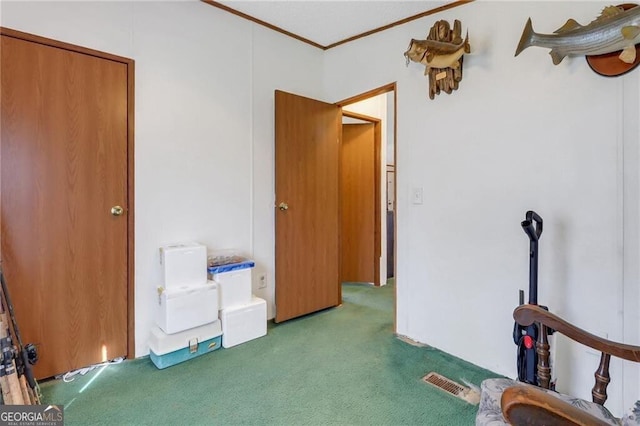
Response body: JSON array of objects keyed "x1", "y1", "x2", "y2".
[{"x1": 421, "y1": 372, "x2": 480, "y2": 405}]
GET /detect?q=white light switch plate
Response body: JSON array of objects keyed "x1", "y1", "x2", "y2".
[{"x1": 412, "y1": 187, "x2": 423, "y2": 205}]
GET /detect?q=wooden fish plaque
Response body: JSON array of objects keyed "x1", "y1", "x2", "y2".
[{"x1": 404, "y1": 19, "x2": 470, "y2": 99}]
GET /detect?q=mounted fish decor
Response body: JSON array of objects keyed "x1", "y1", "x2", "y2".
[
  {"x1": 515, "y1": 4, "x2": 640, "y2": 68},
  {"x1": 404, "y1": 19, "x2": 471, "y2": 99}
]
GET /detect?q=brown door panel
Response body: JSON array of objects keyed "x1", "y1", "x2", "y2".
[
  {"x1": 341, "y1": 123, "x2": 377, "y2": 284},
  {"x1": 274, "y1": 90, "x2": 341, "y2": 322},
  {"x1": 1, "y1": 34, "x2": 129, "y2": 379}
]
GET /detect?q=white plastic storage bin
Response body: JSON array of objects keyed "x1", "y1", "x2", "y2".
[
  {"x1": 156, "y1": 281, "x2": 219, "y2": 334},
  {"x1": 149, "y1": 320, "x2": 222, "y2": 369},
  {"x1": 208, "y1": 260, "x2": 254, "y2": 310},
  {"x1": 220, "y1": 296, "x2": 266, "y2": 348},
  {"x1": 160, "y1": 243, "x2": 207, "y2": 288}
]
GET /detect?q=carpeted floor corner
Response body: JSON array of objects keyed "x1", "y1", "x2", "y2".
[{"x1": 38, "y1": 281, "x2": 501, "y2": 425}]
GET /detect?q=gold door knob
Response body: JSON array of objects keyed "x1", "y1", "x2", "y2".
[
  {"x1": 111, "y1": 206, "x2": 124, "y2": 216},
  {"x1": 278, "y1": 202, "x2": 289, "y2": 211}
]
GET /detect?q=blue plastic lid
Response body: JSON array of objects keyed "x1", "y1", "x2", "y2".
[{"x1": 207, "y1": 260, "x2": 255, "y2": 274}]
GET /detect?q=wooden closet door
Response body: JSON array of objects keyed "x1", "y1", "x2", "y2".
[
  {"x1": 341, "y1": 123, "x2": 377, "y2": 284},
  {"x1": 1, "y1": 33, "x2": 129, "y2": 379}
]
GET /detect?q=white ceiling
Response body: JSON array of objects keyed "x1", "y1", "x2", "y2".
[{"x1": 216, "y1": 1, "x2": 450, "y2": 47}]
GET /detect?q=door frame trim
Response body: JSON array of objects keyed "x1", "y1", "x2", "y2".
[{"x1": 0, "y1": 27, "x2": 136, "y2": 359}]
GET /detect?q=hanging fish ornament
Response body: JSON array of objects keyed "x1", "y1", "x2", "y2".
[
  {"x1": 515, "y1": 5, "x2": 640, "y2": 65},
  {"x1": 404, "y1": 19, "x2": 470, "y2": 99},
  {"x1": 405, "y1": 33, "x2": 471, "y2": 71}
]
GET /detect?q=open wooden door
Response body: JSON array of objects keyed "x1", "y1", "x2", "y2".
[
  {"x1": 1, "y1": 29, "x2": 132, "y2": 379},
  {"x1": 341, "y1": 123, "x2": 380, "y2": 285},
  {"x1": 274, "y1": 90, "x2": 341, "y2": 323}
]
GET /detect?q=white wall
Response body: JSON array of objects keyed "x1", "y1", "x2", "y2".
[
  {"x1": 622, "y1": 57, "x2": 640, "y2": 408},
  {"x1": 250, "y1": 24, "x2": 326, "y2": 318},
  {"x1": 323, "y1": 1, "x2": 639, "y2": 415},
  {"x1": 1, "y1": 0, "x2": 324, "y2": 356},
  {"x1": 386, "y1": 92, "x2": 395, "y2": 165}
]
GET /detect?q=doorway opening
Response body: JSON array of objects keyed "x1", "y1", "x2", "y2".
[
  {"x1": 273, "y1": 85, "x2": 396, "y2": 324},
  {"x1": 336, "y1": 83, "x2": 397, "y2": 326},
  {"x1": 340, "y1": 111, "x2": 381, "y2": 287}
]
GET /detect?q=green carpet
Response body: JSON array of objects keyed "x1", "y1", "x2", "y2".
[{"x1": 39, "y1": 281, "x2": 499, "y2": 425}]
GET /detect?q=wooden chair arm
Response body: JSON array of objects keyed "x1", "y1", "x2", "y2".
[
  {"x1": 501, "y1": 385, "x2": 612, "y2": 426},
  {"x1": 513, "y1": 305, "x2": 640, "y2": 362}
]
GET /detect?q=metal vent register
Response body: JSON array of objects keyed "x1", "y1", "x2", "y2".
[{"x1": 421, "y1": 372, "x2": 479, "y2": 404}]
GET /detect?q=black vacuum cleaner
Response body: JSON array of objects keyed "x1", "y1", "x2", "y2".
[{"x1": 512, "y1": 210, "x2": 553, "y2": 387}]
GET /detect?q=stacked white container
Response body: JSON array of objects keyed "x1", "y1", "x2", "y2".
[
  {"x1": 149, "y1": 243, "x2": 222, "y2": 369},
  {"x1": 208, "y1": 260, "x2": 267, "y2": 348},
  {"x1": 156, "y1": 243, "x2": 219, "y2": 333}
]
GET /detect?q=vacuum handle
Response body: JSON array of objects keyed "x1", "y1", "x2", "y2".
[{"x1": 521, "y1": 210, "x2": 543, "y2": 241}]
